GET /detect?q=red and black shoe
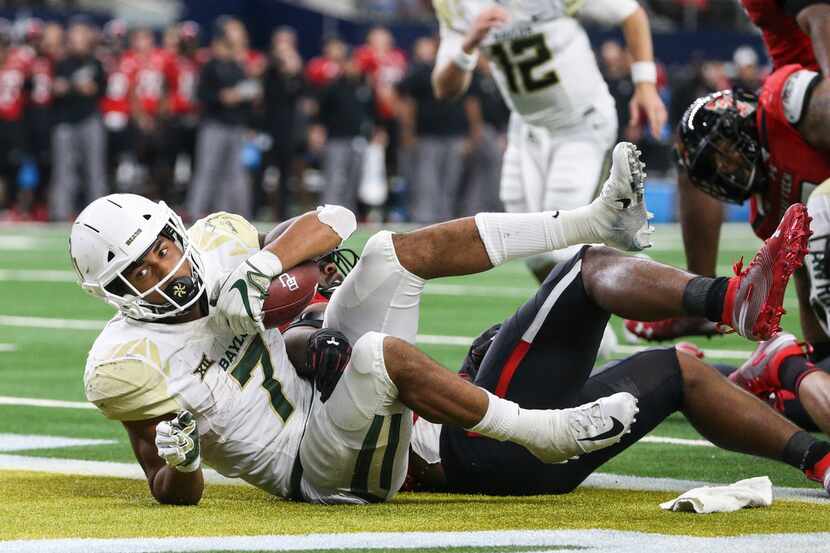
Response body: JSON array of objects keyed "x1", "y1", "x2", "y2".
[
  {"x1": 805, "y1": 452, "x2": 830, "y2": 496},
  {"x1": 623, "y1": 317, "x2": 723, "y2": 343},
  {"x1": 721, "y1": 203, "x2": 811, "y2": 341},
  {"x1": 729, "y1": 332, "x2": 813, "y2": 395}
]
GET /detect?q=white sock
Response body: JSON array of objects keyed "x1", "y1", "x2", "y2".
[
  {"x1": 467, "y1": 390, "x2": 564, "y2": 455},
  {"x1": 474, "y1": 208, "x2": 599, "y2": 267}
]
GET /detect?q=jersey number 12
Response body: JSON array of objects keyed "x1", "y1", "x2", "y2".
[{"x1": 490, "y1": 34, "x2": 559, "y2": 94}]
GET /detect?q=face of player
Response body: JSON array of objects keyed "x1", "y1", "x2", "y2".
[
  {"x1": 123, "y1": 235, "x2": 192, "y2": 306},
  {"x1": 318, "y1": 262, "x2": 342, "y2": 290},
  {"x1": 68, "y1": 24, "x2": 93, "y2": 55}
]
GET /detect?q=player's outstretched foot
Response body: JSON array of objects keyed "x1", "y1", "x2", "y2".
[
  {"x1": 591, "y1": 142, "x2": 653, "y2": 252},
  {"x1": 527, "y1": 392, "x2": 639, "y2": 463},
  {"x1": 722, "y1": 203, "x2": 812, "y2": 341},
  {"x1": 623, "y1": 316, "x2": 724, "y2": 343},
  {"x1": 729, "y1": 332, "x2": 812, "y2": 395}
]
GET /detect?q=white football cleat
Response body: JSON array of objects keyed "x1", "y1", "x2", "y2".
[
  {"x1": 526, "y1": 392, "x2": 639, "y2": 463},
  {"x1": 591, "y1": 142, "x2": 653, "y2": 251}
]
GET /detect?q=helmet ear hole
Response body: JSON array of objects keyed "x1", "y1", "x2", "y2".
[
  {"x1": 107, "y1": 251, "x2": 115, "y2": 262},
  {"x1": 143, "y1": 214, "x2": 151, "y2": 220}
]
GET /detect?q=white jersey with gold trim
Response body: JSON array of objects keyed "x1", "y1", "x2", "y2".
[
  {"x1": 83, "y1": 212, "x2": 313, "y2": 498},
  {"x1": 435, "y1": 0, "x2": 639, "y2": 131}
]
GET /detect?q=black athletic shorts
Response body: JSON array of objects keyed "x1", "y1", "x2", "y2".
[{"x1": 440, "y1": 246, "x2": 685, "y2": 495}]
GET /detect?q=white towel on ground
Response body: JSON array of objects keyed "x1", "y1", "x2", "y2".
[{"x1": 659, "y1": 476, "x2": 773, "y2": 513}]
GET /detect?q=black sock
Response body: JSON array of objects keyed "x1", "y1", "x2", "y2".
[
  {"x1": 811, "y1": 342, "x2": 830, "y2": 364},
  {"x1": 682, "y1": 276, "x2": 730, "y2": 322},
  {"x1": 782, "y1": 431, "x2": 830, "y2": 470},
  {"x1": 779, "y1": 356, "x2": 813, "y2": 393}
]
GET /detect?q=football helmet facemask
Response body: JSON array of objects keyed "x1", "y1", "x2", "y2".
[
  {"x1": 677, "y1": 89, "x2": 767, "y2": 204},
  {"x1": 69, "y1": 194, "x2": 205, "y2": 321}
]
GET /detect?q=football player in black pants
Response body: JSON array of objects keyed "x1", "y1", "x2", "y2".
[{"x1": 403, "y1": 243, "x2": 830, "y2": 495}]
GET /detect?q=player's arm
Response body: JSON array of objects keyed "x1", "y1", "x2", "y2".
[
  {"x1": 431, "y1": 5, "x2": 509, "y2": 100},
  {"x1": 122, "y1": 414, "x2": 204, "y2": 506},
  {"x1": 792, "y1": 1, "x2": 830, "y2": 78},
  {"x1": 794, "y1": 71, "x2": 830, "y2": 152},
  {"x1": 579, "y1": 0, "x2": 667, "y2": 138},
  {"x1": 212, "y1": 207, "x2": 355, "y2": 335}
]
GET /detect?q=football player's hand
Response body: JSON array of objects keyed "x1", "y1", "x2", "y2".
[
  {"x1": 308, "y1": 328, "x2": 352, "y2": 402},
  {"x1": 209, "y1": 249, "x2": 283, "y2": 335},
  {"x1": 464, "y1": 6, "x2": 510, "y2": 52},
  {"x1": 629, "y1": 83, "x2": 667, "y2": 139},
  {"x1": 155, "y1": 411, "x2": 201, "y2": 472}
]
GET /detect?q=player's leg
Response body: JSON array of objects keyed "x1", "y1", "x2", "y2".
[
  {"x1": 581, "y1": 201, "x2": 810, "y2": 341},
  {"x1": 394, "y1": 140, "x2": 651, "y2": 281},
  {"x1": 443, "y1": 347, "x2": 830, "y2": 495},
  {"x1": 623, "y1": 169, "x2": 725, "y2": 342},
  {"x1": 297, "y1": 329, "x2": 635, "y2": 503}
]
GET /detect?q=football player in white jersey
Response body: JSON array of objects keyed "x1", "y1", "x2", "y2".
[
  {"x1": 73, "y1": 143, "x2": 659, "y2": 505},
  {"x1": 432, "y1": 0, "x2": 667, "y2": 356}
]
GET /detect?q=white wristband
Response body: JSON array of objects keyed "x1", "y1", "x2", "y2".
[
  {"x1": 452, "y1": 48, "x2": 478, "y2": 72},
  {"x1": 631, "y1": 61, "x2": 657, "y2": 84},
  {"x1": 316, "y1": 204, "x2": 357, "y2": 243},
  {"x1": 249, "y1": 248, "x2": 283, "y2": 278}
]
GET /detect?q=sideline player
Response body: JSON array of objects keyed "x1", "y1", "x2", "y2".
[
  {"x1": 431, "y1": 0, "x2": 666, "y2": 356},
  {"x1": 396, "y1": 225, "x2": 830, "y2": 496},
  {"x1": 75, "y1": 142, "x2": 655, "y2": 505}
]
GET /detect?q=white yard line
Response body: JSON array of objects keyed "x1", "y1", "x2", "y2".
[
  {"x1": 1, "y1": 530, "x2": 829, "y2": 553},
  {"x1": 0, "y1": 396, "x2": 95, "y2": 409},
  {"x1": 0, "y1": 269, "x2": 75, "y2": 282},
  {"x1": 0, "y1": 433, "x2": 115, "y2": 452},
  {"x1": 639, "y1": 436, "x2": 714, "y2": 447},
  {"x1": 0, "y1": 315, "x2": 105, "y2": 330},
  {"x1": 0, "y1": 343, "x2": 15, "y2": 352},
  {"x1": 0, "y1": 314, "x2": 755, "y2": 360}
]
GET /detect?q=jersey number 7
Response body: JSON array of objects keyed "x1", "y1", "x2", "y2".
[{"x1": 489, "y1": 34, "x2": 560, "y2": 95}]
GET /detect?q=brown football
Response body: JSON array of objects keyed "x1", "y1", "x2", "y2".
[{"x1": 262, "y1": 261, "x2": 320, "y2": 329}]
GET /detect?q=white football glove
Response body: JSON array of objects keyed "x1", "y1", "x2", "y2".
[
  {"x1": 209, "y1": 249, "x2": 283, "y2": 335},
  {"x1": 155, "y1": 410, "x2": 201, "y2": 472}
]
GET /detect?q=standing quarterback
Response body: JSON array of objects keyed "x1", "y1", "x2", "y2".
[{"x1": 431, "y1": 0, "x2": 666, "y2": 354}]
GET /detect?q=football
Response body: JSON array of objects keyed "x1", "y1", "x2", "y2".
[{"x1": 261, "y1": 261, "x2": 320, "y2": 329}]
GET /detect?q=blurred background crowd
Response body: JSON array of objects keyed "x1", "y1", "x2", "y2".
[{"x1": 0, "y1": 0, "x2": 767, "y2": 223}]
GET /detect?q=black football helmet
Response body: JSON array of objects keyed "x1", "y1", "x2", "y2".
[{"x1": 676, "y1": 89, "x2": 767, "y2": 204}]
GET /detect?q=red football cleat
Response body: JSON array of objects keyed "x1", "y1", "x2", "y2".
[
  {"x1": 729, "y1": 332, "x2": 812, "y2": 395},
  {"x1": 623, "y1": 317, "x2": 723, "y2": 343},
  {"x1": 805, "y1": 452, "x2": 830, "y2": 496},
  {"x1": 721, "y1": 203, "x2": 811, "y2": 341}
]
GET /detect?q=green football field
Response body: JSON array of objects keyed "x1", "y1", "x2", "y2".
[{"x1": 1, "y1": 222, "x2": 829, "y2": 552}]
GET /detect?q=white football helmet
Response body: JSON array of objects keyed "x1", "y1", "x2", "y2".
[{"x1": 69, "y1": 193, "x2": 205, "y2": 320}]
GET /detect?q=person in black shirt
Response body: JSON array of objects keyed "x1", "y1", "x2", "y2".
[
  {"x1": 398, "y1": 36, "x2": 470, "y2": 223},
  {"x1": 262, "y1": 27, "x2": 305, "y2": 220},
  {"x1": 314, "y1": 54, "x2": 375, "y2": 213},
  {"x1": 461, "y1": 61, "x2": 509, "y2": 215},
  {"x1": 48, "y1": 17, "x2": 107, "y2": 221},
  {"x1": 185, "y1": 26, "x2": 256, "y2": 220}
]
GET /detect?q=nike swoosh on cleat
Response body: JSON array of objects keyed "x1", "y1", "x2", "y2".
[
  {"x1": 616, "y1": 198, "x2": 631, "y2": 209},
  {"x1": 577, "y1": 417, "x2": 624, "y2": 442}
]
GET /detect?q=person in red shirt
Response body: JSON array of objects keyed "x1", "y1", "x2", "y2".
[
  {"x1": 99, "y1": 19, "x2": 133, "y2": 189},
  {"x1": 306, "y1": 36, "x2": 347, "y2": 89},
  {"x1": 160, "y1": 21, "x2": 202, "y2": 204},
  {"x1": 0, "y1": 29, "x2": 31, "y2": 216},
  {"x1": 21, "y1": 21, "x2": 63, "y2": 220},
  {"x1": 121, "y1": 27, "x2": 170, "y2": 199},
  {"x1": 353, "y1": 27, "x2": 407, "y2": 191}
]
